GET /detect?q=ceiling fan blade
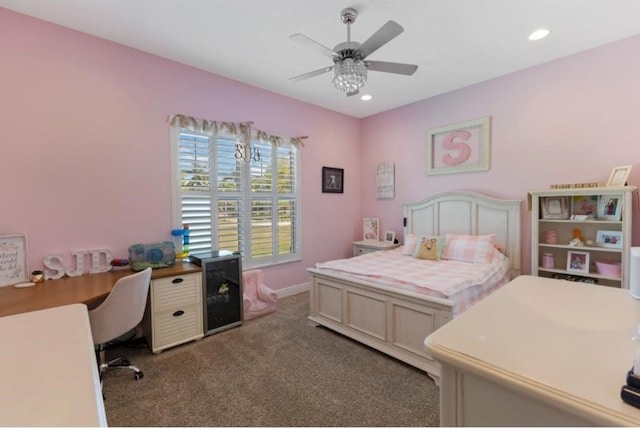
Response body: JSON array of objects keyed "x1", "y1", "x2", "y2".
[
  {"x1": 289, "y1": 66, "x2": 333, "y2": 82},
  {"x1": 365, "y1": 60, "x2": 418, "y2": 76},
  {"x1": 290, "y1": 33, "x2": 339, "y2": 60},
  {"x1": 356, "y1": 20, "x2": 404, "y2": 59}
]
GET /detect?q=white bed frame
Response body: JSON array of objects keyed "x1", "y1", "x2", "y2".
[{"x1": 307, "y1": 191, "x2": 521, "y2": 383}]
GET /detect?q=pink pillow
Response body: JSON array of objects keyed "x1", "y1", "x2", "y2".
[
  {"x1": 401, "y1": 234, "x2": 418, "y2": 255},
  {"x1": 441, "y1": 234, "x2": 496, "y2": 264}
]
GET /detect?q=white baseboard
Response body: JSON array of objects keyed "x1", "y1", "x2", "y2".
[{"x1": 276, "y1": 281, "x2": 310, "y2": 298}]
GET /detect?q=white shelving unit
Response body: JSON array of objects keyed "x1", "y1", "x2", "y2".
[{"x1": 530, "y1": 186, "x2": 636, "y2": 289}]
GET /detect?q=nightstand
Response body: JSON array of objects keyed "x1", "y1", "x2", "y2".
[{"x1": 352, "y1": 240, "x2": 401, "y2": 256}]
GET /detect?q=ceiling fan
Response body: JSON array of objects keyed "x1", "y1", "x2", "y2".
[{"x1": 289, "y1": 8, "x2": 418, "y2": 96}]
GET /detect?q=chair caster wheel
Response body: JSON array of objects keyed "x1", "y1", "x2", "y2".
[{"x1": 135, "y1": 371, "x2": 144, "y2": 380}]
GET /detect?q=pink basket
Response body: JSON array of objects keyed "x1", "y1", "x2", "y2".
[{"x1": 595, "y1": 260, "x2": 621, "y2": 278}]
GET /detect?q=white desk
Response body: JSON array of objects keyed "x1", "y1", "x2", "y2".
[
  {"x1": 0, "y1": 304, "x2": 106, "y2": 426},
  {"x1": 426, "y1": 275, "x2": 640, "y2": 426}
]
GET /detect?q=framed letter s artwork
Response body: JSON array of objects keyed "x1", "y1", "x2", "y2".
[{"x1": 426, "y1": 116, "x2": 491, "y2": 176}]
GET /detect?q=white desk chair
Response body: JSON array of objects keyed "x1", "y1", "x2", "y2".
[{"x1": 88, "y1": 267, "x2": 152, "y2": 387}]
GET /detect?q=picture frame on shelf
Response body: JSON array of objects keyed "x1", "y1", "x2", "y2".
[
  {"x1": 384, "y1": 230, "x2": 395, "y2": 244},
  {"x1": 597, "y1": 195, "x2": 622, "y2": 221},
  {"x1": 322, "y1": 166, "x2": 344, "y2": 194},
  {"x1": 363, "y1": 218, "x2": 380, "y2": 241},
  {"x1": 566, "y1": 250, "x2": 590, "y2": 274},
  {"x1": 571, "y1": 195, "x2": 598, "y2": 216},
  {"x1": 606, "y1": 165, "x2": 632, "y2": 187},
  {"x1": 541, "y1": 196, "x2": 570, "y2": 219},
  {"x1": 0, "y1": 234, "x2": 28, "y2": 287},
  {"x1": 595, "y1": 230, "x2": 623, "y2": 249}
]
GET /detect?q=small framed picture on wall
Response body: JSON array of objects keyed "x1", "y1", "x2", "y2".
[{"x1": 322, "y1": 167, "x2": 344, "y2": 193}]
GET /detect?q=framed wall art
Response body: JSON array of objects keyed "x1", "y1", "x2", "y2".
[
  {"x1": 0, "y1": 234, "x2": 28, "y2": 287},
  {"x1": 322, "y1": 167, "x2": 344, "y2": 194},
  {"x1": 376, "y1": 162, "x2": 395, "y2": 199},
  {"x1": 426, "y1": 116, "x2": 491, "y2": 176},
  {"x1": 363, "y1": 218, "x2": 379, "y2": 241}
]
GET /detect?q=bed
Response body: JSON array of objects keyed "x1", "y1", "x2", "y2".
[{"x1": 307, "y1": 191, "x2": 521, "y2": 383}]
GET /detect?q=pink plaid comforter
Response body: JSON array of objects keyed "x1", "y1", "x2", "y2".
[{"x1": 315, "y1": 248, "x2": 510, "y2": 315}]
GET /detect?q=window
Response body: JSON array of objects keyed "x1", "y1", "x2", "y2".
[{"x1": 171, "y1": 119, "x2": 302, "y2": 268}]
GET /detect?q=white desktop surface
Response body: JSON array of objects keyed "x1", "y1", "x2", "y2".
[
  {"x1": 0, "y1": 303, "x2": 106, "y2": 426},
  {"x1": 426, "y1": 275, "x2": 640, "y2": 426}
]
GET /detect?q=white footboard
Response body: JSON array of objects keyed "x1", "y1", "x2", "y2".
[{"x1": 308, "y1": 269, "x2": 453, "y2": 383}]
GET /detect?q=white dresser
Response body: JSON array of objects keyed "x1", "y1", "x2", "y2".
[{"x1": 426, "y1": 275, "x2": 640, "y2": 426}]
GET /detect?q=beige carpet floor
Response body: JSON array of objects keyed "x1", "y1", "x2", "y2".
[{"x1": 102, "y1": 291, "x2": 440, "y2": 426}]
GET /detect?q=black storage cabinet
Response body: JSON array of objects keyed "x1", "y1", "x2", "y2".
[{"x1": 189, "y1": 251, "x2": 243, "y2": 335}]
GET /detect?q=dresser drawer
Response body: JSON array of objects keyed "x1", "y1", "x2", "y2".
[
  {"x1": 152, "y1": 303, "x2": 203, "y2": 350},
  {"x1": 355, "y1": 247, "x2": 377, "y2": 256},
  {"x1": 152, "y1": 273, "x2": 200, "y2": 312}
]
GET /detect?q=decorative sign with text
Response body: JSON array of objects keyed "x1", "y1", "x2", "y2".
[
  {"x1": 44, "y1": 249, "x2": 113, "y2": 280},
  {"x1": 0, "y1": 235, "x2": 28, "y2": 287}
]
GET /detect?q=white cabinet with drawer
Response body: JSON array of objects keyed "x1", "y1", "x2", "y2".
[
  {"x1": 352, "y1": 240, "x2": 400, "y2": 256},
  {"x1": 143, "y1": 270, "x2": 203, "y2": 353}
]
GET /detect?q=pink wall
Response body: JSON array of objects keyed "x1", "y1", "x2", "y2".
[
  {"x1": 3, "y1": 7, "x2": 640, "y2": 287},
  {"x1": 0, "y1": 8, "x2": 361, "y2": 289},
  {"x1": 361, "y1": 34, "x2": 640, "y2": 275}
]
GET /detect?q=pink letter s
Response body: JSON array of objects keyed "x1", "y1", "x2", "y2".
[{"x1": 441, "y1": 130, "x2": 471, "y2": 165}]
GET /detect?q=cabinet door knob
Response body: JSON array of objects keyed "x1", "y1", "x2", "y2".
[
  {"x1": 171, "y1": 278, "x2": 184, "y2": 284},
  {"x1": 172, "y1": 310, "x2": 185, "y2": 317}
]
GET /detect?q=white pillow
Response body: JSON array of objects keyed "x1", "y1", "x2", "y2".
[
  {"x1": 441, "y1": 234, "x2": 496, "y2": 264},
  {"x1": 401, "y1": 233, "x2": 418, "y2": 255}
]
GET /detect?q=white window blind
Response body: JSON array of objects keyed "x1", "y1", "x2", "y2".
[{"x1": 171, "y1": 121, "x2": 302, "y2": 268}]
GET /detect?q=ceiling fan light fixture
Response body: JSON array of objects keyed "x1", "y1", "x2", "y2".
[{"x1": 331, "y1": 58, "x2": 367, "y2": 93}]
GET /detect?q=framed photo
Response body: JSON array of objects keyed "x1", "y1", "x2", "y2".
[
  {"x1": 541, "y1": 196, "x2": 570, "y2": 219},
  {"x1": 322, "y1": 167, "x2": 344, "y2": 193},
  {"x1": 606, "y1": 165, "x2": 632, "y2": 187},
  {"x1": 426, "y1": 116, "x2": 490, "y2": 176},
  {"x1": 0, "y1": 234, "x2": 28, "y2": 287},
  {"x1": 566, "y1": 250, "x2": 589, "y2": 274},
  {"x1": 363, "y1": 218, "x2": 379, "y2": 241},
  {"x1": 571, "y1": 195, "x2": 598, "y2": 216},
  {"x1": 597, "y1": 195, "x2": 622, "y2": 221},
  {"x1": 384, "y1": 230, "x2": 395, "y2": 244},
  {"x1": 595, "y1": 230, "x2": 623, "y2": 249}
]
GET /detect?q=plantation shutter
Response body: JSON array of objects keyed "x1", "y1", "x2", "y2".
[
  {"x1": 179, "y1": 131, "x2": 212, "y2": 253},
  {"x1": 216, "y1": 135, "x2": 244, "y2": 253},
  {"x1": 171, "y1": 114, "x2": 302, "y2": 268},
  {"x1": 276, "y1": 143, "x2": 298, "y2": 256}
]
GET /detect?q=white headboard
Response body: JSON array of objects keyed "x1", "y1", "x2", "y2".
[{"x1": 403, "y1": 191, "x2": 522, "y2": 277}]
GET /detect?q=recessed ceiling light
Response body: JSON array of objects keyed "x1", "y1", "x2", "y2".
[
  {"x1": 361, "y1": 94, "x2": 372, "y2": 101},
  {"x1": 528, "y1": 28, "x2": 550, "y2": 41}
]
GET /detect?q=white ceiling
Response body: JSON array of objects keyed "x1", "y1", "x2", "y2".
[{"x1": 2, "y1": 0, "x2": 640, "y2": 118}]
